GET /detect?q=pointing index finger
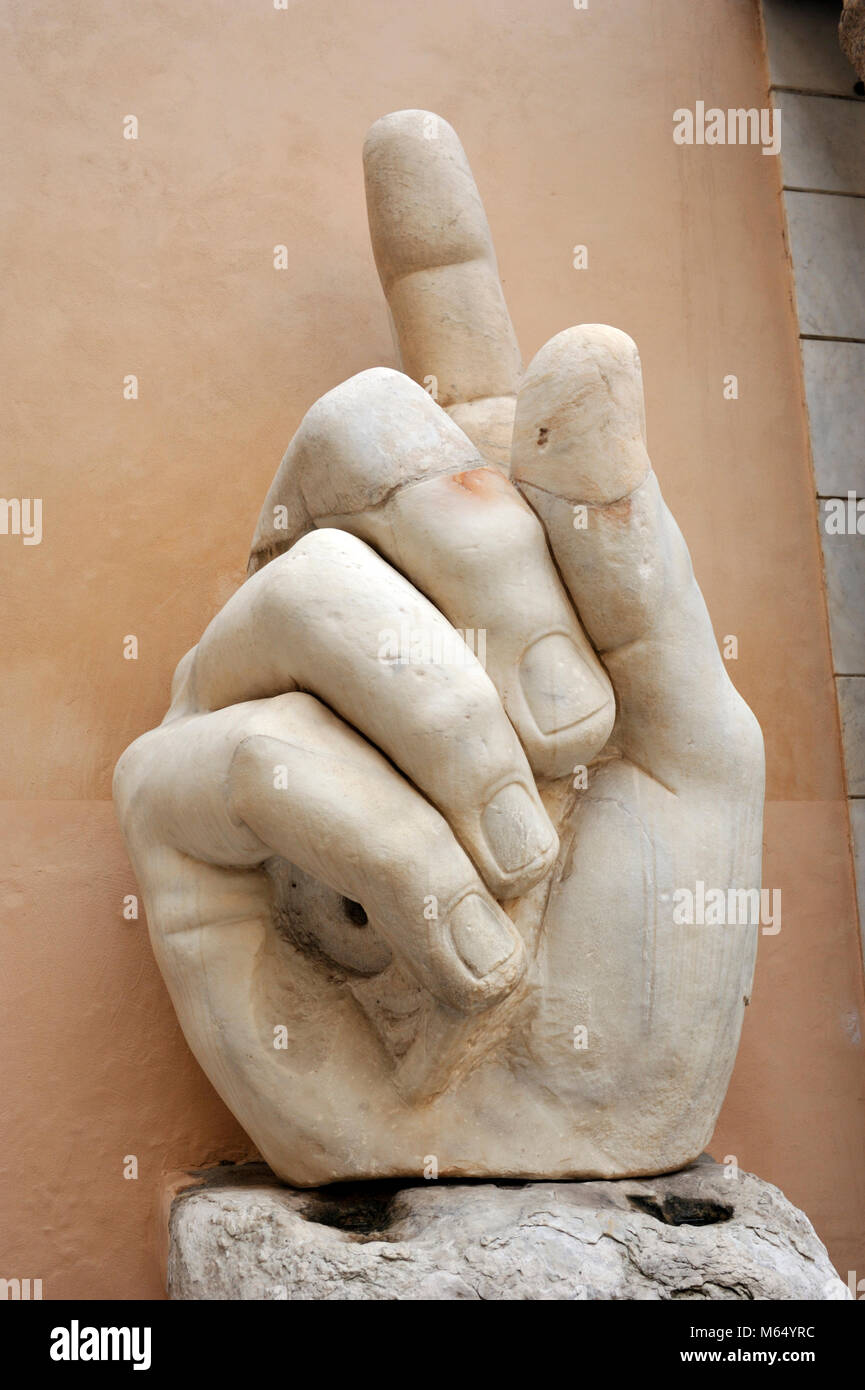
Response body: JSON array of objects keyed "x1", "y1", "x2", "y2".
[{"x1": 364, "y1": 109, "x2": 521, "y2": 468}]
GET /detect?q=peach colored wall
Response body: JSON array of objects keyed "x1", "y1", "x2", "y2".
[{"x1": 1, "y1": 0, "x2": 863, "y2": 1298}]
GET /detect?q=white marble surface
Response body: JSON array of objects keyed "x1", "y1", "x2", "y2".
[
  {"x1": 776, "y1": 91, "x2": 865, "y2": 192},
  {"x1": 785, "y1": 191, "x2": 865, "y2": 339},
  {"x1": 837, "y1": 677, "x2": 865, "y2": 794},
  {"x1": 820, "y1": 524, "x2": 865, "y2": 672},
  {"x1": 850, "y1": 799, "x2": 865, "y2": 958},
  {"x1": 802, "y1": 340, "x2": 865, "y2": 496}
]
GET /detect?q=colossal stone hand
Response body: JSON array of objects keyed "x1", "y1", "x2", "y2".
[{"x1": 113, "y1": 111, "x2": 764, "y2": 1185}]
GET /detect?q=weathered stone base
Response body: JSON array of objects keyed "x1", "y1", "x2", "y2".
[{"x1": 167, "y1": 1155, "x2": 849, "y2": 1300}]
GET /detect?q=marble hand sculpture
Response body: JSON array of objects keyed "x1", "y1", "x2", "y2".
[{"x1": 114, "y1": 111, "x2": 764, "y2": 1185}]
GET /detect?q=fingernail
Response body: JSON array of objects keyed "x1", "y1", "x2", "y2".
[
  {"x1": 481, "y1": 782, "x2": 554, "y2": 874},
  {"x1": 520, "y1": 632, "x2": 609, "y2": 735},
  {"x1": 449, "y1": 894, "x2": 521, "y2": 978}
]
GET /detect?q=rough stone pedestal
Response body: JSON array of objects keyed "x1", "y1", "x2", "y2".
[{"x1": 167, "y1": 1155, "x2": 850, "y2": 1300}]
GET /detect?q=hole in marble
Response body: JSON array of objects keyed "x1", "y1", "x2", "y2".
[
  {"x1": 855, "y1": 80, "x2": 864, "y2": 97},
  {"x1": 627, "y1": 1193, "x2": 733, "y2": 1226},
  {"x1": 342, "y1": 898, "x2": 368, "y2": 927}
]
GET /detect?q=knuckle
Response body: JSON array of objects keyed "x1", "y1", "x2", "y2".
[
  {"x1": 112, "y1": 726, "x2": 162, "y2": 824},
  {"x1": 713, "y1": 690, "x2": 765, "y2": 787},
  {"x1": 295, "y1": 370, "x2": 473, "y2": 517},
  {"x1": 461, "y1": 670, "x2": 509, "y2": 729}
]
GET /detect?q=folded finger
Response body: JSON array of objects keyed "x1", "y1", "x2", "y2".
[
  {"x1": 188, "y1": 527, "x2": 558, "y2": 899},
  {"x1": 116, "y1": 693, "x2": 527, "y2": 1016},
  {"x1": 256, "y1": 368, "x2": 615, "y2": 780}
]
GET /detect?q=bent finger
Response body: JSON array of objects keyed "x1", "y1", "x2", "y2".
[
  {"x1": 186, "y1": 527, "x2": 558, "y2": 899},
  {"x1": 116, "y1": 693, "x2": 527, "y2": 1016},
  {"x1": 263, "y1": 368, "x2": 615, "y2": 780}
]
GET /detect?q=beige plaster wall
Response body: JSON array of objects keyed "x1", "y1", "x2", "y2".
[{"x1": 1, "y1": 0, "x2": 863, "y2": 1297}]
